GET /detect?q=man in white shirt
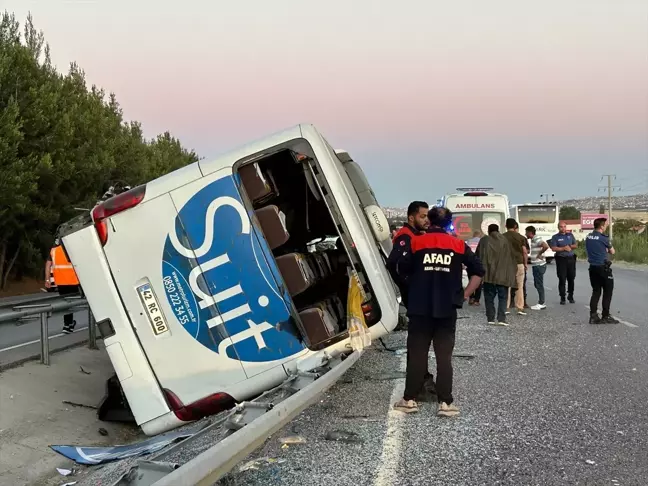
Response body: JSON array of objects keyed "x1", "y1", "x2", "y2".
[{"x1": 525, "y1": 226, "x2": 550, "y2": 310}]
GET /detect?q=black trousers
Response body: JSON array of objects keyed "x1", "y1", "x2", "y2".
[
  {"x1": 404, "y1": 315, "x2": 456, "y2": 404},
  {"x1": 555, "y1": 256, "x2": 576, "y2": 299},
  {"x1": 58, "y1": 285, "x2": 80, "y2": 326},
  {"x1": 589, "y1": 265, "x2": 614, "y2": 317}
]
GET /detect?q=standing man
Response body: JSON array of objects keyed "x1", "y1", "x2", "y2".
[
  {"x1": 45, "y1": 238, "x2": 80, "y2": 334},
  {"x1": 386, "y1": 201, "x2": 429, "y2": 308},
  {"x1": 503, "y1": 219, "x2": 529, "y2": 315},
  {"x1": 477, "y1": 224, "x2": 517, "y2": 326},
  {"x1": 466, "y1": 231, "x2": 483, "y2": 305},
  {"x1": 525, "y1": 226, "x2": 550, "y2": 310},
  {"x1": 386, "y1": 201, "x2": 436, "y2": 399},
  {"x1": 549, "y1": 221, "x2": 578, "y2": 304},
  {"x1": 585, "y1": 218, "x2": 619, "y2": 324},
  {"x1": 393, "y1": 207, "x2": 484, "y2": 417}
]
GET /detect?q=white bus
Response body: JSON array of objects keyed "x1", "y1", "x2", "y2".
[
  {"x1": 60, "y1": 124, "x2": 399, "y2": 435},
  {"x1": 509, "y1": 203, "x2": 559, "y2": 263},
  {"x1": 443, "y1": 188, "x2": 511, "y2": 248}
]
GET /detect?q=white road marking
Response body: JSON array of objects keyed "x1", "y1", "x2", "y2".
[
  {"x1": 0, "y1": 326, "x2": 89, "y2": 353},
  {"x1": 584, "y1": 306, "x2": 638, "y2": 328},
  {"x1": 373, "y1": 353, "x2": 407, "y2": 486}
]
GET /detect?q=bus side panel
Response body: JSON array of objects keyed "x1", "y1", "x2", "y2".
[
  {"x1": 62, "y1": 226, "x2": 171, "y2": 425},
  {"x1": 167, "y1": 169, "x2": 309, "y2": 381}
]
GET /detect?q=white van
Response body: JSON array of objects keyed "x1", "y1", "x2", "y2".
[
  {"x1": 510, "y1": 203, "x2": 559, "y2": 263},
  {"x1": 443, "y1": 188, "x2": 510, "y2": 243},
  {"x1": 61, "y1": 124, "x2": 398, "y2": 435}
]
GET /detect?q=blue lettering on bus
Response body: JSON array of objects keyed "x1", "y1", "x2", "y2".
[{"x1": 161, "y1": 176, "x2": 306, "y2": 362}]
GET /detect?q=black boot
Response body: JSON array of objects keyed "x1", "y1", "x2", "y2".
[
  {"x1": 589, "y1": 313, "x2": 601, "y2": 324},
  {"x1": 600, "y1": 315, "x2": 619, "y2": 324}
]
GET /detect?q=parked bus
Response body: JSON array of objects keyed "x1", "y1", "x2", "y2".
[
  {"x1": 60, "y1": 124, "x2": 399, "y2": 435},
  {"x1": 442, "y1": 188, "x2": 510, "y2": 246},
  {"x1": 510, "y1": 202, "x2": 559, "y2": 263}
]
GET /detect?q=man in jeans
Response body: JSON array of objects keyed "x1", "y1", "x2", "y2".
[
  {"x1": 503, "y1": 219, "x2": 528, "y2": 316},
  {"x1": 525, "y1": 226, "x2": 550, "y2": 310},
  {"x1": 549, "y1": 222, "x2": 578, "y2": 304},
  {"x1": 585, "y1": 217, "x2": 619, "y2": 324},
  {"x1": 476, "y1": 224, "x2": 517, "y2": 326}
]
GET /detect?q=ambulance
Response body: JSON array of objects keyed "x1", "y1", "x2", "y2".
[
  {"x1": 509, "y1": 202, "x2": 559, "y2": 263},
  {"x1": 443, "y1": 188, "x2": 511, "y2": 245},
  {"x1": 60, "y1": 124, "x2": 399, "y2": 435}
]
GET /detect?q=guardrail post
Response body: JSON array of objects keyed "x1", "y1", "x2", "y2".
[
  {"x1": 88, "y1": 308, "x2": 97, "y2": 350},
  {"x1": 40, "y1": 311, "x2": 50, "y2": 365}
]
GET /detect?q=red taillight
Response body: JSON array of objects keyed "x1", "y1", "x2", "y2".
[
  {"x1": 92, "y1": 185, "x2": 146, "y2": 246},
  {"x1": 163, "y1": 389, "x2": 235, "y2": 422}
]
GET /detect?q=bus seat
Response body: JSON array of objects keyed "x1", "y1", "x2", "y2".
[
  {"x1": 276, "y1": 253, "x2": 317, "y2": 296},
  {"x1": 240, "y1": 162, "x2": 277, "y2": 203},
  {"x1": 255, "y1": 205, "x2": 289, "y2": 250},
  {"x1": 298, "y1": 306, "x2": 338, "y2": 345}
]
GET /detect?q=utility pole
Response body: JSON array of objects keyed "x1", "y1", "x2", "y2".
[{"x1": 598, "y1": 175, "x2": 620, "y2": 240}]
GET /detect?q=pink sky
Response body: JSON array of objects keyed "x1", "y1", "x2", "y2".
[{"x1": 3, "y1": 0, "x2": 647, "y2": 204}]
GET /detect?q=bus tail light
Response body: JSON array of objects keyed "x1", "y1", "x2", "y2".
[
  {"x1": 163, "y1": 389, "x2": 235, "y2": 422},
  {"x1": 92, "y1": 185, "x2": 146, "y2": 246}
]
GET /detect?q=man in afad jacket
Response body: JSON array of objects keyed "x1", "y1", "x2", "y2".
[{"x1": 393, "y1": 207, "x2": 484, "y2": 417}]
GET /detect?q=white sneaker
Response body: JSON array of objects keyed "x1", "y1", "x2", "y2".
[
  {"x1": 491, "y1": 321, "x2": 509, "y2": 327},
  {"x1": 517, "y1": 309, "x2": 527, "y2": 315},
  {"x1": 437, "y1": 402, "x2": 460, "y2": 417},
  {"x1": 531, "y1": 304, "x2": 546, "y2": 310}
]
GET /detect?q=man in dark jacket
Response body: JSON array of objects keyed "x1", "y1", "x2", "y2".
[
  {"x1": 386, "y1": 201, "x2": 429, "y2": 308},
  {"x1": 477, "y1": 224, "x2": 517, "y2": 326},
  {"x1": 393, "y1": 207, "x2": 484, "y2": 417},
  {"x1": 386, "y1": 201, "x2": 436, "y2": 400}
]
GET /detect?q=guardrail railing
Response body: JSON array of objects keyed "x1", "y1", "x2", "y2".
[{"x1": 0, "y1": 296, "x2": 96, "y2": 364}]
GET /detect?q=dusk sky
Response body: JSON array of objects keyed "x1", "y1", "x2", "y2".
[{"x1": 5, "y1": 0, "x2": 648, "y2": 206}]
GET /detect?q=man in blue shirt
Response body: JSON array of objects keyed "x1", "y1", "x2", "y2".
[
  {"x1": 549, "y1": 222, "x2": 578, "y2": 305},
  {"x1": 585, "y1": 217, "x2": 619, "y2": 324}
]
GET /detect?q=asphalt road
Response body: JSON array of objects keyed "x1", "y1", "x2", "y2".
[{"x1": 218, "y1": 262, "x2": 647, "y2": 486}]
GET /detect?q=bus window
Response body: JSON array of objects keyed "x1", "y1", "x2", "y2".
[{"x1": 517, "y1": 206, "x2": 557, "y2": 224}]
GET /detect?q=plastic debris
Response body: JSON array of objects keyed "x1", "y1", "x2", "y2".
[
  {"x1": 98, "y1": 428, "x2": 109, "y2": 436},
  {"x1": 57, "y1": 468, "x2": 72, "y2": 476},
  {"x1": 585, "y1": 460, "x2": 596, "y2": 465},
  {"x1": 278, "y1": 436, "x2": 307, "y2": 445},
  {"x1": 238, "y1": 457, "x2": 286, "y2": 472}
]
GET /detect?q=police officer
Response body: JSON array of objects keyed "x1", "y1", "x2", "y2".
[
  {"x1": 386, "y1": 201, "x2": 436, "y2": 400},
  {"x1": 549, "y1": 221, "x2": 578, "y2": 304},
  {"x1": 393, "y1": 207, "x2": 484, "y2": 417},
  {"x1": 585, "y1": 217, "x2": 619, "y2": 324}
]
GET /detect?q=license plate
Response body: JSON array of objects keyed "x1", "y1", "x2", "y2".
[{"x1": 137, "y1": 283, "x2": 169, "y2": 336}]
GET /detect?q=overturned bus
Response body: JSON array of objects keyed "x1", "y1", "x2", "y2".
[{"x1": 61, "y1": 124, "x2": 399, "y2": 435}]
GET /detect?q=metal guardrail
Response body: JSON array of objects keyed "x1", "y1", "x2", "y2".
[
  {"x1": 0, "y1": 296, "x2": 97, "y2": 364},
  {"x1": 152, "y1": 351, "x2": 361, "y2": 486}
]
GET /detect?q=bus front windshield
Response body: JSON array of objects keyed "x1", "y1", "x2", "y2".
[
  {"x1": 517, "y1": 206, "x2": 557, "y2": 224},
  {"x1": 452, "y1": 212, "x2": 505, "y2": 240}
]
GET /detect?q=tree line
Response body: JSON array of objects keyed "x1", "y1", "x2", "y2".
[{"x1": 0, "y1": 12, "x2": 199, "y2": 289}]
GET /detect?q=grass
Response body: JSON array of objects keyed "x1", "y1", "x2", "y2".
[{"x1": 575, "y1": 232, "x2": 648, "y2": 265}]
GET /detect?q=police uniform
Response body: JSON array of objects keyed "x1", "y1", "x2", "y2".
[
  {"x1": 549, "y1": 231, "x2": 577, "y2": 303},
  {"x1": 585, "y1": 230, "x2": 617, "y2": 323},
  {"x1": 399, "y1": 227, "x2": 484, "y2": 406},
  {"x1": 386, "y1": 223, "x2": 419, "y2": 308}
]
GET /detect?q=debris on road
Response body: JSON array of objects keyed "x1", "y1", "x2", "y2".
[
  {"x1": 324, "y1": 429, "x2": 363, "y2": 444},
  {"x1": 238, "y1": 457, "x2": 286, "y2": 473},
  {"x1": 57, "y1": 467, "x2": 73, "y2": 476},
  {"x1": 79, "y1": 366, "x2": 91, "y2": 375},
  {"x1": 278, "y1": 436, "x2": 307, "y2": 445},
  {"x1": 98, "y1": 428, "x2": 109, "y2": 436},
  {"x1": 62, "y1": 400, "x2": 98, "y2": 410}
]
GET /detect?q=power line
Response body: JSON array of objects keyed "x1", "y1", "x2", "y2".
[{"x1": 598, "y1": 175, "x2": 621, "y2": 240}]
